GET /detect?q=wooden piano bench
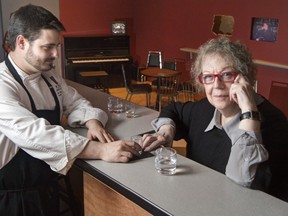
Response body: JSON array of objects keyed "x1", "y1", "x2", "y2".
[{"x1": 78, "y1": 71, "x2": 109, "y2": 93}]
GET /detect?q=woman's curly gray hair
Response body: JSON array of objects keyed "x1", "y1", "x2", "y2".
[{"x1": 192, "y1": 36, "x2": 257, "y2": 91}]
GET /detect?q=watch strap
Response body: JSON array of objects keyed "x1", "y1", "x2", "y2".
[{"x1": 240, "y1": 111, "x2": 262, "y2": 121}]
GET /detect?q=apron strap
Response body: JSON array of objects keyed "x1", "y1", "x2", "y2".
[
  {"x1": 5, "y1": 57, "x2": 36, "y2": 110},
  {"x1": 5, "y1": 57, "x2": 60, "y2": 117}
]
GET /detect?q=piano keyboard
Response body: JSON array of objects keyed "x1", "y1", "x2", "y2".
[{"x1": 72, "y1": 57, "x2": 130, "y2": 64}]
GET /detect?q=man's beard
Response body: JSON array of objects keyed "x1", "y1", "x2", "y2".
[{"x1": 25, "y1": 48, "x2": 55, "y2": 72}]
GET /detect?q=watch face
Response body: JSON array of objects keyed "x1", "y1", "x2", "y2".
[{"x1": 112, "y1": 22, "x2": 126, "y2": 35}]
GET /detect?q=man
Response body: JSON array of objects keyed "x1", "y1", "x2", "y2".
[
  {"x1": 0, "y1": 4, "x2": 141, "y2": 215},
  {"x1": 255, "y1": 22, "x2": 276, "y2": 42}
]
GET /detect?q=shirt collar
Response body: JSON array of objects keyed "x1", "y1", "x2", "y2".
[
  {"x1": 205, "y1": 109, "x2": 222, "y2": 132},
  {"x1": 205, "y1": 109, "x2": 241, "y2": 136},
  {"x1": 8, "y1": 54, "x2": 42, "y2": 80}
]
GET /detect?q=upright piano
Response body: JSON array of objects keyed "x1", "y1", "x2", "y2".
[{"x1": 63, "y1": 35, "x2": 133, "y2": 88}]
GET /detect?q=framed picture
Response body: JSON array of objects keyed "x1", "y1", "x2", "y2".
[
  {"x1": 111, "y1": 21, "x2": 126, "y2": 35},
  {"x1": 250, "y1": 17, "x2": 279, "y2": 42},
  {"x1": 212, "y1": 15, "x2": 234, "y2": 36}
]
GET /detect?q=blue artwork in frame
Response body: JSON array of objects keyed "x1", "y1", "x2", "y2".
[{"x1": 251, "y1": 17, "x2": 279, "y2": 42}]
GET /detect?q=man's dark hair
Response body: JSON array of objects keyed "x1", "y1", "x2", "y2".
[{"x1": 7, "y1": 4, "x2": 65, "y2": 51}]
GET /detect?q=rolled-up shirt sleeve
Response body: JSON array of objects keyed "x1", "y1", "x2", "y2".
[
  {"x1": 67, "y1": 107, "x2": 108, "y2": 128},
  {"x1": 60, "y1": 80, "x2": 108, "y2": 128},
  {"x1": 151, "y1": 117, "x2": 176, "y2": 132},
  {"x1": 224, "y1": 117, "x2": 269, "y2": 187},
  {"x1": 56, "y1": 130, "x2": 89, "y2": 175}
]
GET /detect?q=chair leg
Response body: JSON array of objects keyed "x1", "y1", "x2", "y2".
[
  {"x1": 146, "y1": 93, "x2": 151, "y2": 107},
  {"x1": 158, "y1": 95, "x2": 162, "y2": 112},
  {"x1": 174, "y1": 95, "x2": 178, "y2": 102},
  {"x1": 125, "y1": 93, "x2": 129, "y2": 101},
  {"x1": 128, "y1": 94, "x2": 133, "y2": 101}
]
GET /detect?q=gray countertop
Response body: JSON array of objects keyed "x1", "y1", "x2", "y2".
[{"x1": 67, "y1": 80, "x2": 288, "y2": 216}]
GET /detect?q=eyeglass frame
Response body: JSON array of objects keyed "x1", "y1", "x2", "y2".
[{"x1": 198, "y1": 71, "x2": 238, "y2": 84}]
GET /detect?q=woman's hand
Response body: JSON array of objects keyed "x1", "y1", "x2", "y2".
[
  {"x1": 141, "y1": 124, "x2": 175, "y2": 151},
  {"x1": 141, "y1": 133, "x2": 167, "y2": 151},
  {"x1": 229, "y1": 74, "x2": 257, "y2": 112},
  {"x1": 230, "y1": 74, "x2": 261, "y2": 131}
]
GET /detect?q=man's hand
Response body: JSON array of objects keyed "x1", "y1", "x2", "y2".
[
  {"x1": 78, "y1": 140, "x2": 142, "y2": 163},
  {"x1": 85, "y1": 119, "x2": 114, "y2": 143}
]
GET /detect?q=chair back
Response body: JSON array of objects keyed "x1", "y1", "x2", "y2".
[
  {"x1": 175, "y1": 58, "x2": 188, "y2": 82},
  {"x1": 181, "y1": 80, "x2": 195, "y2": 102},
  {"x1": 158, "y1": 73, "x2": 180, "y2": 97},
  {"x1": 269, "y1": 81, "x2": 288, "y2": 119},
  {"x1": 163, "y1": 59, "x2": 176, "y2": 70},
  {"x1": 147, "y1": 51, "x2": 162, "y2": 68}
]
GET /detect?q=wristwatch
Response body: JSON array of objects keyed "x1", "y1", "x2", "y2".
[{"x1": 240, "y1": 111, "x2": 262, "y2": 121}]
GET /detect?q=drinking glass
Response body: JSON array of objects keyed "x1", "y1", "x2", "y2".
[
  {"x1": 114, "y1": 98, "x2": 123, "y2": 113},
  {"x1": 125, "y1": 102, "x2": 136, "y2": 118},
  {"x1": 131, "y1": 135, "x2": 143, "y2": 154},
  {"x1": 155, "y1": 147, "x2": 177, "y2": 175},
  {"x1": 108, "y1": 97, "x2": 123, "y2": 113},
  {"x1": 107, "y1": 97, "x2": 116, "y2": 113}
]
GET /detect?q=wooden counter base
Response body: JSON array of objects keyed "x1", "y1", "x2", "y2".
[{"x1": 84, "y1": 172, "x2": 151, "y2": 216}]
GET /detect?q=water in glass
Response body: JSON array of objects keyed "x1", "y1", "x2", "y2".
[{"x1": 155, "y1": 147, "x2": 177, "y2": 175}]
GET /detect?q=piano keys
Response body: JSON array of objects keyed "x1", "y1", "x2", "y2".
[
  {"x1": 63, "y1": 35, "x2": 133, "y2": 88},
  {"x1": 70, "y1": 57, "x2": 130, "y2": 64}
]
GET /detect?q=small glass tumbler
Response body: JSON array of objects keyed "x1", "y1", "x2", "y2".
[
  {"x1": 108, "y1": 97, "x2": 123, "y2": 113},
  {"x1": 155, "y1": 147, "x2": 177, "y2": 175},
  {"x1": 131, "y1": 135, "x2": 143, "y2": 154},
  {"x1": 125, "y1": 102, "x2": 136, "y2": 118},
  {"x1": 107, "y1": 97, "x2": 116, "y2": 113},
  {"x1": 114, "y1": 98, "x2": 123, "y2": 113}
]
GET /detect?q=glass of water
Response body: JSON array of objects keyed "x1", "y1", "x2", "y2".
[
  {"x1": 107, "y1": 97, "x2": 116, "y2": 113},
  {"x1": 131, "y1": 135, "x2": 143, "y2": 154},
  {"x1": 155, "y1": 147, "x2": 177, "y2": 175},
  {"x1": 114, "y1": 98, "x2": 123, "y2": 113},
  {"x1": 108, "y1": 97, "x2": 123, "y2": 113},
  {"x1": 125, "y1": 102, "x2": 136, "y2": 118}
]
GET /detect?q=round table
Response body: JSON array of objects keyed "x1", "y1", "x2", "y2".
[
  {"x1": 141, "y1": 68, "x2": 182, "y2": 110},
  {"x1": 141, "y1": 68, "x2": 181, "y2": 78}
]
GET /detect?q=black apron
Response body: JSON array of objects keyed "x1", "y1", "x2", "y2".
[{"x1": 0, "y1": 58, "x2": 61, "y2": 216}]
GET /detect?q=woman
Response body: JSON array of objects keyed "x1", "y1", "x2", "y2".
[{"x1": 142, "y1": 37, "x2": 288, "y2": 201}]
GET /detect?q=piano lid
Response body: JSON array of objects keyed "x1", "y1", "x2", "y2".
[{"x1": 63, "y1": 35, "x2": 130, "y2": 59}]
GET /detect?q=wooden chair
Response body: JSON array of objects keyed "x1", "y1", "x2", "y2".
[
  {"x1": 76, "y1": 71, "x2": 109, "y2": 93},
  {"x1": 122, "y1": 64, "x2": 152, "y2": 107},
  {"x1": 163, "y1": 59, "x2": 176, "y2": 70},
  {"x1": 268, "y1": 81, "x2": 288, "y2": 119},
  {"x1": 146, "y1": 51, "x2": 162, "y2": 68},
  {"x1": 157, "y1": 73, "x2": 181, "y2": 111},
  {"x1": 181, "y1": 80, "x2": 196, "y2": 102},
  {"x1": 139, "y1": 51, "x2": 163, "y2": 82},
  {"x1": 151, "y1": 59, "x2": 177, "y2": 86}
]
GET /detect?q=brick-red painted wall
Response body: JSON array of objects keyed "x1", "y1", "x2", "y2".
[{"x1": 59, "y1": 0, "x2": 288, "y2": 101}]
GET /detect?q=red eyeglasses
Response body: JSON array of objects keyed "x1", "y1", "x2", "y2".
[{"x1": 198, "y1": 71, "x2": 237, "y2": 84}]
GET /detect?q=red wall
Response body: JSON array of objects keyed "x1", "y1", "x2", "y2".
[{"x1": 59, "y1": 0, "x2": 288, "y2": 99}]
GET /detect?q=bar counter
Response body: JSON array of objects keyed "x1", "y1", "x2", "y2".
[
  {"x1": 66, "y1": 80, "x2": 288, "y2": 216},
  {"x1": 66, "y1": 80, "x2": 158, "y2": 139}
]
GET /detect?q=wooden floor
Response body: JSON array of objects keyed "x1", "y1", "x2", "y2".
[
  {"x1": 109, "y1": 86, "x2": 205, "y2": 109},
  {"x1": 109, "y1": 87, "x2": 205, "y2": 156}
]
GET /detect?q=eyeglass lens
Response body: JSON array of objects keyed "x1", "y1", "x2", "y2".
[{"x1": 199, "y1": 71, "x2": 237, "y2": 84}]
